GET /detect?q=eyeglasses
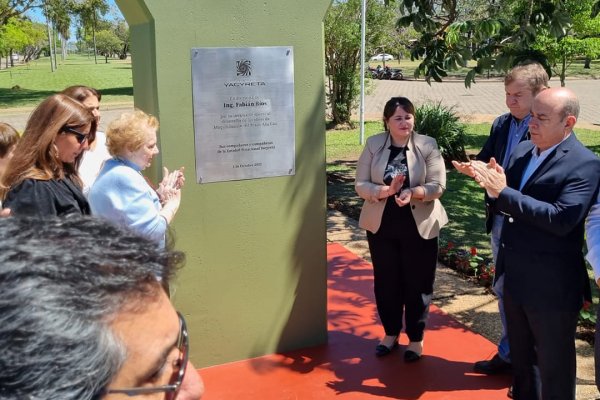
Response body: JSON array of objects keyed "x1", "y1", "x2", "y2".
[
  {"x1": 62, "y1": 127, "x2": 94, "y2": 144},
  {"x1": 106, "y1": 312, "x2": 189, "y2": 398}
]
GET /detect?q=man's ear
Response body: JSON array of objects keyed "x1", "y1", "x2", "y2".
[{"x1": 565, "y1": 115, "x2": 577, "y2": 130}]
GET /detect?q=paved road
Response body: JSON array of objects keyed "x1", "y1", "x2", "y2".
[{"x1": 359, "y1": 78, "x2": 600, "y2": 129}]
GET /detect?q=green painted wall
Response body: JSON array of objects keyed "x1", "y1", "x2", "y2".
[{"x1": 116, "y1": 0, "x2": 332, "y2": 367}]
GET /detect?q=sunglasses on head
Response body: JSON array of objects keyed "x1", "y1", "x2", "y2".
[{"x1": 63, "y1": 127, "x2": 94, "y2": 144}]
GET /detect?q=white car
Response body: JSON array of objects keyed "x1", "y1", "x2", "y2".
[{"x1": 370, "y1": 53, "x2": 394, "y2": 61}]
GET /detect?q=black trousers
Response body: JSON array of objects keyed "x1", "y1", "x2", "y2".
[
  {"x1": 504, "y1": 289, "x2": 578, "y2": 400},
  {"x1": 367, "y1": 205, "x2": 438, "y2": 341}
]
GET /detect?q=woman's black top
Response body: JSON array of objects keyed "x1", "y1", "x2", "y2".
[{"x1": 4, "y1": 178, "x2": 90, "y2": 217}]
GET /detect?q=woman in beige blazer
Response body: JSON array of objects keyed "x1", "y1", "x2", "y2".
[{"x1": 355, "y1": 97, "x2": 447, "y2": 362}]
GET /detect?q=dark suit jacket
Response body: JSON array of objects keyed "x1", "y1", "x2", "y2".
[
  {"x1": 477, "y1": 113, "x2": 530, "y2": 233},
  {"x1": 493, "y1": 134, "x2": 600, "y2": 311}
]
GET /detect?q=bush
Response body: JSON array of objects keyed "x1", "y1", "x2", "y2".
[{"x1": 415, "y1": 102, "x2": 469, "y2": 163}]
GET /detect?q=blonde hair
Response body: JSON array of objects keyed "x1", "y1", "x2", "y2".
[
  {"x1": 106, "y1": 110, "x2": 159, "y2": 157},
  {"x1": 0, "y1": 95, "x2": 96, "y2": 200},
  {"x1": 505, "y1": 62, "x2": 549, "y2": 96}
]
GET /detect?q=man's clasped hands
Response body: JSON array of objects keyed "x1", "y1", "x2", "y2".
[{"x1": 452, "y1": 158, "x2": 507, "y2": 199}]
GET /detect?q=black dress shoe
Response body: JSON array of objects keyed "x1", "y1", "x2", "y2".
[
  {"x1": 473, "y1": 353, "x2": 512, "y2": 375},
  {"x1": 403, "y1": 350, "x2": 422, "y2": 362},
  {"x1": 375, "y1": 341, "x2": 398, "y2": 357},
  {"x1": 507, "y1": 385, "x2": 513, "y2": 398}
]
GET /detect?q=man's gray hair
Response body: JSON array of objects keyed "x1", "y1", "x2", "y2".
[
  {"x1": 560, "y1": 95, "x2": 580, "y2": 120},
  {"x1": 0, "y1": 216, "x2": 183, "y2": 400}
]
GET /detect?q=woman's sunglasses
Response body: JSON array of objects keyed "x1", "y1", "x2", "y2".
[{"x1": 63, "y1": 127, "x2": 95, "y2": 144}]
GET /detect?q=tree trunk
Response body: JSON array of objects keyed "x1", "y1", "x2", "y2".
[
  {"x1": 44, "y1": 2, "x2": 55, "y2": 72},
  {"x1": 560, "y1": 55, "x2": 567, "y2": 87},
  {"x1": 52, "y1": 21, "x2": 58, "y2": 69},
  {"x1": 92, "y1": 9, "x2": 98, "y2": 64}
]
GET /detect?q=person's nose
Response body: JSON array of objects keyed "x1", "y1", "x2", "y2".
[
  {"x1": 528, "y1": 118, "x2": 537, "y2": 129},
  {"x1": 175, "y1": 361, "x2": 204, "y2": 400}
]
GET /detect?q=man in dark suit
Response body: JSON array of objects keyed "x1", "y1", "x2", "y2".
[
  {"x1": 454, "y1": 62, "x2": 549, "y2": 376},
  {"x1": 469, "y1": 87, "x2": 600, "y2": 399}
]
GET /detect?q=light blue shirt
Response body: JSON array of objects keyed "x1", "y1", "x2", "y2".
[
  {"x1": 586, "y1": 190, "x2": 600, "y2": 281},
  {"x1": 519, "y1": 136, "x2": 568, "y2": 190},
  {"x1": 503, "y1": 115, "x2": 531, "y2": 168},
  {"x1": 89, "y1": 158, "x2": 166, "y2": 246}
]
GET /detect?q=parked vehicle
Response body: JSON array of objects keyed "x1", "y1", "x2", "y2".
[
  {"x1": 366, "y1": 65, "x2": 403, "y2": 80},
  {"x1": 389, "y1": 68, "x2": 403, "y2": 80},
  {"x1": 370, "y1": 53, "x2": 394, "y2": 61}
]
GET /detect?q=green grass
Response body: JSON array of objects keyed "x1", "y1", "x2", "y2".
[{"x1": 0, "y1": 54, "x2": 133, "y2": 109}]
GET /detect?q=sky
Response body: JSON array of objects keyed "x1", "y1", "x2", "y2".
[
  {"x1": 25, "y1": 0, "x2": 123, "y2": 43},
  {"x1": 27, "y1": 0, "x2": 123, "y2": 25}
]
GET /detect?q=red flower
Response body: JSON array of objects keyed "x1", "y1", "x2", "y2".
[
  {"x1": 582, "y1": 301, "x2": 592, "y2": 311},
  {"x1": 470, "y1": 247, "x2": 477, "y2": 256},
  {"x1": 447, "y1": 242, "x2": 454, "y2": 250}
]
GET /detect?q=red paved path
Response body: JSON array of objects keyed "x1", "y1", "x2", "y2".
[{"x1": 199, "y1": 243, "x2": 511, "y2": 399}]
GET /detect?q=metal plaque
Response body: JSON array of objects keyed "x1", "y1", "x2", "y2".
[{"x1": 191, "y1": 46, "x2": 295, "y2": 183}]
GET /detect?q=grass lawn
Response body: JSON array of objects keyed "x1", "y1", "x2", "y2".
[{"x1": 0, "y1": 54, "x2": 133, "y2": 109}]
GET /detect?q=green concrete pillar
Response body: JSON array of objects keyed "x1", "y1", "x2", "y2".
[{"x1": 116, "y1": 0, "x2": 332, "y2": 367}]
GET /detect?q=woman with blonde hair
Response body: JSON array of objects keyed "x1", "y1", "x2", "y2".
[
  {"x1": 1, "y1": 94, "x2": 96, "y2": 216},
  {"x1": 89, "y1": 109, "x2": 183, "y2": 246}
]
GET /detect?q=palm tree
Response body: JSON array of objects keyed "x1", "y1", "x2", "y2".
[{"x1": 74, "y1": 0, "x2": 108, "y2": 64}]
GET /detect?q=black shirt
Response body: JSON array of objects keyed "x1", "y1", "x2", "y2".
[{"x1": 4, "y1": 178, "x2": 90, "y2": 217}]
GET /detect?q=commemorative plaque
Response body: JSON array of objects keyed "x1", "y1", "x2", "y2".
[{"x1": 191, "y1": 46, "x2": 295, "y2": 183}]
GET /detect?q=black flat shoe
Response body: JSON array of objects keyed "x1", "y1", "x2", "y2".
[
  {"x1": 375, "y1": 341, "x2": 398, "y2": 357},
  {"x1": 404, "y1": 349, "x2": 422, "y2": 362}
]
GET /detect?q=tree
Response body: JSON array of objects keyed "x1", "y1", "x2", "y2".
[
  {"x1": 112, "y1": 18, "x2": 129, "y2": 59},
  {"x1": 325, "y1": 0, "x2": 396, "y2": 128},
  {"x1": 73, "y1": 0, "x2": 108, "y2": 64},
  {"x1": 532, "y1": 0, "x2": 600, "y2": 85},
  {"x1": 0, "y1": 17, "x2": 28, "y2": 67},
  {"x1": 0, "y1": 0, "x2": 39, "y2": 26},
  {"x1": 395, "y1": 0, "x2": 591, "y2": 87},
  {"x1": 95, "y1": 29, "x2": 120, "y2": 62},
  {"x1": 0, "y1": 17, "x2": 46, "y2": 66}
]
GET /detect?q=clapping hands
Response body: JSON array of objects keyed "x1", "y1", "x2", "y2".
[
  {"x1": 452, "y1": 158, "x2": 507, "y2": 198},
  {"x1": 157, "y1": 167, "x2": 185, "y2": 204}
]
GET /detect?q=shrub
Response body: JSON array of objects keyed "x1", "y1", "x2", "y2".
[
  {"x1": 438, "y1": 241, "x2": 494, "y2": 288},
  {"x1": 415, "y1": 102, "x2": 469, "y2": 164}
]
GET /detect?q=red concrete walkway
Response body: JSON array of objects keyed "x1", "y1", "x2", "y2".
[{"x1": 199, "y1": 243, "x2": 511, "y2": 399}]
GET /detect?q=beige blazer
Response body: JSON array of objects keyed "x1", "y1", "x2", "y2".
[{"x1": 355, "y1": 131, "x2": 448, "y2": 239}]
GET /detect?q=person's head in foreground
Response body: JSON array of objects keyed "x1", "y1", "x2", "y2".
[
  {"x1": 0, "y1": 216, "x2": 204, "y2": 400},
  {"x1": 107, "y1": 110, "x2": 160, "y2": 170},
  {"x1": 504, "y1": 61, "x2": 549, "y2": 121}
]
